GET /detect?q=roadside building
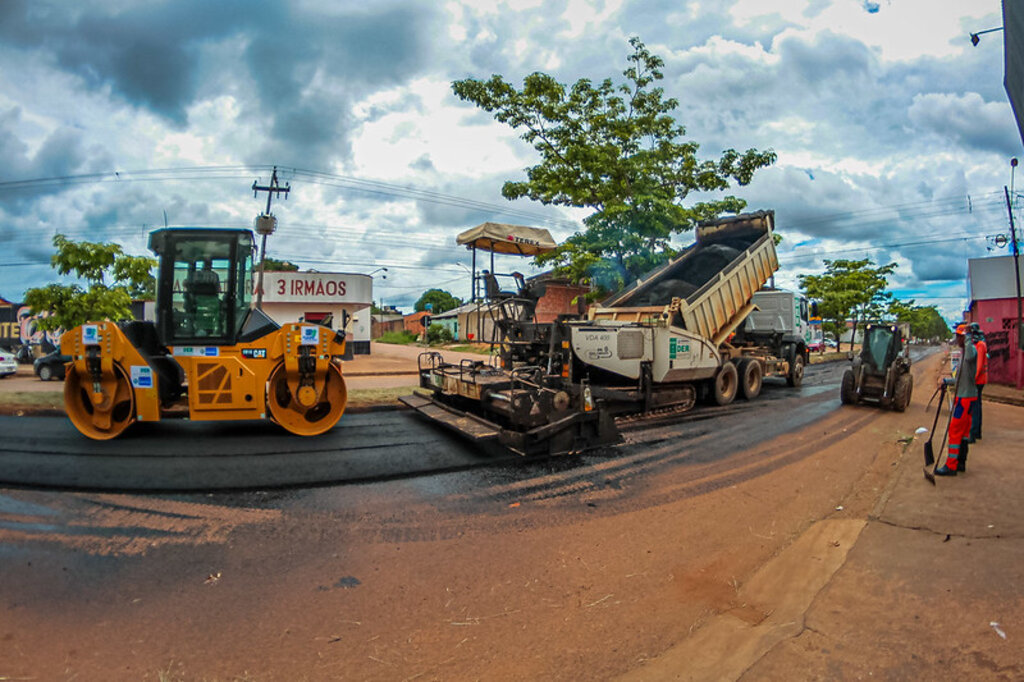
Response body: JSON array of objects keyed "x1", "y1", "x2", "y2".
[
  {"x1": 257, "y1": 270, "x2": 373, "y2": 355},
  {"x1": 530, "y1": 274, "x2": 589, "y2": 324},
  {"x1": 371, "y1": 307, "x2": 404, "y2": 338},
  {"x1": 403, "y1": 311, "x2": 432, "y2": 338},
  {"x1": 0, "y1": 297, "x2": 60, "y2": 355},
  {"x1": 966, "y1": 255, "x2": 1024, "y2": 388},
  {"x1": 441, "y1": 274, "x2": 590, "y2": 344},
  {"x1": 3, "y1": 269, "x2": 377, "y2": 357},
  {"x1": 430, "y1": 304, "x2": 463, "y2": 339}
]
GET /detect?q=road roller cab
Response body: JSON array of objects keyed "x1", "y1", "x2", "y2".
[{"x1": 60, "y1": 227, "x2": 349, "y2": 440}]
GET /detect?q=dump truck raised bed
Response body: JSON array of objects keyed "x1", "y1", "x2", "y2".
[{"x1": 401, "y1": 210, "x2": 804, "y2": 455}]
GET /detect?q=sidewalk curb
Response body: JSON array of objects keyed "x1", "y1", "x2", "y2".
[{"x1": 0, "y1": 402, "x2": 405, "y2": 418}]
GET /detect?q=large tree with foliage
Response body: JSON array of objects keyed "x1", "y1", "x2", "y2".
[
  {"x1": 414, "y1": 288, "x2": 461, "y2": 314},
  {"x1": 886, "y1": 299, "x2": 950, "y2": 342},
  {"x1": 799, "y1": 258, "x2": 897, "y2": 351},
  {"x1": 23, "y1": 234, "x2": 157, "y2": 332},
  {"x1": 452, "y1": 37, "x2": 776, "y2": 291}
]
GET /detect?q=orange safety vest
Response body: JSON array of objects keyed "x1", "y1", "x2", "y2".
[{"x1": 975, "y1": 339, "x2": 988, "y2": 386}]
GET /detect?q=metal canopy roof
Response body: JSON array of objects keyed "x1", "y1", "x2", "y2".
[{"x1": 456, "y1": 222, "x2": 557, "y2": 256}]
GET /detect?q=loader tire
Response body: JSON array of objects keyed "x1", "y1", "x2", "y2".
[
  {"x1": 892, "y1": 373, "x2": 913, "y2": 412},
  {"x1": 737, "y1": 358, "x2": 762, "y2": 401},
  {"x1": 840, "y1": 369, "x2": 858, "y2": 405},
  {"x1": 712, "y1": 362, "x2": 738, "y2": 406}
]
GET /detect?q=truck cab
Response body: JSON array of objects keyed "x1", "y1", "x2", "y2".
[{"x1": 740, "y1": 289, "x2": 819, "y2": 352}]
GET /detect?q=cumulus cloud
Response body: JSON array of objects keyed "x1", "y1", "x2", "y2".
[
  {"x1": 908, "y1": 92, "x2": 1020, "y2": 156},
  {"x1": 0, "y1": 0, "x2": 1017, "y2": 321}
]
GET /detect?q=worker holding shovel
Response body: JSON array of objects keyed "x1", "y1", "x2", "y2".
[{"x1": 934, "y1": 324, "x2": 979, "y2": 476}]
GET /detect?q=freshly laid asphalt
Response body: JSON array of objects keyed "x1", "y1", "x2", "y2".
[
  {"x1": 1, "y1": 342, "x2": 1020, "y2": 493},
  {"x1": 0, "y1": 410, "x2": 503, "y2": 490}
]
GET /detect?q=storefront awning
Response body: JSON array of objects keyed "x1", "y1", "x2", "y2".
[{"x1": 456, "y1": 222, "x2": 557, "y2": 256}]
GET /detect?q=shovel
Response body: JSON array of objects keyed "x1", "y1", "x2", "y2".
[
  {"x1": 923, "y1": 382, "x2": 946, "y2": 468},
  {"x1": 924, "y1": 358, "x2": 966, "y2": 484}
]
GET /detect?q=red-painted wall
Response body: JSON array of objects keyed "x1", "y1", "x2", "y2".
[
  {"x1": 967, "y1": 298, "x2": 1023, "y2": 388},
  {"x1": 403, "y1": 311, "x2": 431, "y2": 334}
]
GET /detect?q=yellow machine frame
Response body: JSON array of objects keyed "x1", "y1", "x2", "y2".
[{"x1": 59, "y1": 226, "x2": 349, "y2": 440}]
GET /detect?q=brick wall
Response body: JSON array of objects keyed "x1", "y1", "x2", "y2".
[
  {"x1": 535, "y1": 282, "x2": 589, "y2": 323},
  {"x1": 403, "y1": 311, "x2": 432, "y2": 334}
]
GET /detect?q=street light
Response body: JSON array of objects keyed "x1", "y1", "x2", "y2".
[
  {"x1": 970, "y1": 26, "x2": 1003, "y2": 46},
  {"x1": 368, "y1": 267, "x2": 388, "y2": 280}
]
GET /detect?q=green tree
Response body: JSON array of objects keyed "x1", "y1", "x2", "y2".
[
  {"x1": 452, "y1": 37, "x2": 776, "y2": 292},
  {"x1": 887, "y1": 299, "x2": 950, "y2": 342},
  {"x1": 23, "y1": 234, "x2": 157, "y2": 332},
  {"x1": 262, "y1": 257, "x2": 299, "y2": 271},
  {"x1": 415, "y1": 289, "x2": 461, "y2": 314},
  {"x1": 799, "y1": 259, "x2": 897, "y2": 352},
  {"x1": 426, "y1": 323, "x2": 454, "y2": 345}
]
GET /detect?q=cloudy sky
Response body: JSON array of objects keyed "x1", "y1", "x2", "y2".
[{"x1": 0, "y1": 0, "x2": 1017, "y2": 319}]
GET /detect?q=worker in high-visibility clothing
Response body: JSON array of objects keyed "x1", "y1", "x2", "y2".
[
  {"x1": 966, "y1": 322, "x2": 988, "y2": 443},
  {"x1": 935, "y1": 324, "x2": 979, "y2": 476}
]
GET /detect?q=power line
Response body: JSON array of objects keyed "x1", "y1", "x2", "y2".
[
  {"x1": 4, "y1": 165, "x2": 1010, "y2": 238},
  {"x1": 0, "y1": 164, "x2": 585, "y2": 232}
]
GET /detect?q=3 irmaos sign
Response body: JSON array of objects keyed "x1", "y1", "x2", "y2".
[{"x1": 259, "y1": 272, "x2": 372, "y2": 304}]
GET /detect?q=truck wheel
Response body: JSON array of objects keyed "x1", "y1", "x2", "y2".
[
  {"x1": 892, "y1": 373, "x2": 913, "y2": 412},
  {"x1": 737, "y1": 358, "x2": 762, "y2": 400},
  {"x1": 840, "y1": 369, "x2": 857, "y2": 404},
  {"x1": 712, "y1": 362, "x2": 738, "y2": 406},
  {"x1": 786, "y1": 352, "x2": 805, "y2": 387}
]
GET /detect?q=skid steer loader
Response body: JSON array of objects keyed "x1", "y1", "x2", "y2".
[
  {"x1": 839, "y1": 323, "x2": 912, "y2": 411},
  {"x1": 60, "y1": 227, "x2": 348, "y2": 440}
]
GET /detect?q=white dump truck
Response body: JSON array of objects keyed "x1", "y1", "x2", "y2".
[{"x1": 565, "y1": 210, "x2": 809, "y2": 408}]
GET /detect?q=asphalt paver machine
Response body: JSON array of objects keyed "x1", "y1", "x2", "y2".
[
  {"x1": 402, "y1": 211, "x2": 785, "y2": 456},
  {"x1": 60, "y1": 227, "x2": 348, "y2": 439},
  {"x1": 839, "y1": 322, "x2": 913, "y2": 411}
]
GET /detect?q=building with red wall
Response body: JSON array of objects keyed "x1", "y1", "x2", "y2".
[
  {"x1": 533, "y1": 278, "x2": 590, "y2": 324},
  {"x1": 403, "y1": 311, "x2": 432, "y2": 336},
  {"x1": 966, "y1": 255, "x2": 1023, "y2": 388}
]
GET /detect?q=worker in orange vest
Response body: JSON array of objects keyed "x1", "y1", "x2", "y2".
[
  {"x1": 966, "y1": 322, "x2": 987, "y2": 444},
  {"x1": 935, "y1": 324, "x2": 980, "y2": 476}
]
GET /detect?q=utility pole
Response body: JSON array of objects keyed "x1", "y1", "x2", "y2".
[
  {"x1": 252, "y1": 166, "x2": 290, "y2": 310},
  {"x1": 1005, "y1": 185, "x2": 1023, "y2": 350}
]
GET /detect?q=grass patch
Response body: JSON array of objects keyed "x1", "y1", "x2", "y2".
[
  {"x1": 444, "y1": 343, "x2": 497, "y2": 355},
  {"x1": 375, "y1": 330, "x2": 418, "y2": 344},
  {"x1": 346, "y1": 385, "x2": 418, "y2": 408},
  {"x1": 808, "y1": 350, "x2": 854, "y2": 365},
  {"x1": 0, "y1": 390, "x2": 64, "y2": 412},
  {"x1": 0, "y1": 385, "x2": 414, "y2": 416}
]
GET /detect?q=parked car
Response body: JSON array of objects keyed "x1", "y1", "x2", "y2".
[
  {"x1": 34, "y1": 351, "x2": 71, "y2": 381},
  {"x1": 0, "y1": 349, "x2": 17, "y2": 378}
]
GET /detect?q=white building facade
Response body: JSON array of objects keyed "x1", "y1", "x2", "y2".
[{"x1": 259, "y1": 271, "x2": 373, "y2": 354}]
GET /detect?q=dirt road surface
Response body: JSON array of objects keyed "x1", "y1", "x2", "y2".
[{"x1": 1, "y1": 349, "x2": 1022, "y2": 680}]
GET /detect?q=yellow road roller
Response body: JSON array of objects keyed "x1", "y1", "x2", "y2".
[{"x1": 60, "y1": 227, "x2": 348, "y2": 439}]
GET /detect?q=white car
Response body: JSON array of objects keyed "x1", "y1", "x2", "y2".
[{"x1": 0, "y1": 350, "x2": 17, "y2": 378}]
